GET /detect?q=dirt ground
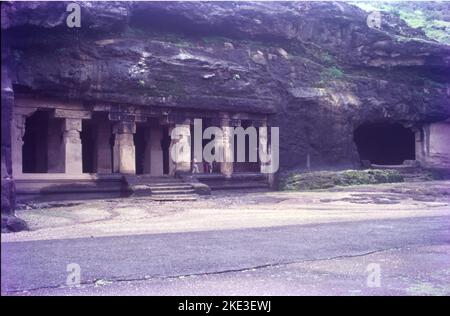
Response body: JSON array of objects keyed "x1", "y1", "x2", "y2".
[
  {"x1": 2, "y1": 180, "x2": 450, "y2": 296},
  {"x1": 3, "y1": 180, "x2": 450, "y2": 243}
]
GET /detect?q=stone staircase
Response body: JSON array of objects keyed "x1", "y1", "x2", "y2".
[{"x1": 125, "y1": 175, "x2": 198, "y2": 201}]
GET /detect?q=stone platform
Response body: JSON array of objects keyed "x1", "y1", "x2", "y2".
[
  {"x1": 15, "y1": 174, "x2": 129, "y2": 203},
  {"x1": 190, "y1": 172, "x2": 269, "y2": 191},
  {"x1": 14, "y1": 172, "x2": 271, "y2": 203}
]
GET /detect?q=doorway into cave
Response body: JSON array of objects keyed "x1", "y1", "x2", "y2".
[
  {"x1": 22, "y1": 110, "x2": 49, "y2": 173},
  {"x1": 81, "y1": 120, "x2": 96, "y2": 173},
  {"x1": 161, "y1": 126, "x2": 171, "y2": 175},
  {"x1": 233, "y1": 120, "x2": 260, "y2": 172},
  {"x1": 134, "y1": 123, "x2": 146, "y2": 175},
  {"x1": 353, "y1": 122, "x2": 415, "y2": 165}
]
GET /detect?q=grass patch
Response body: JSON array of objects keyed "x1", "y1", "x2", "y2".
[{"x1": 279, "y1": 169, "x2": 404, "y2": 191}]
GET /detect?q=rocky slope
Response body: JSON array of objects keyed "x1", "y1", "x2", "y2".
[{"x1": 2, "y1": 1, "x2": 449, "y2": 173}]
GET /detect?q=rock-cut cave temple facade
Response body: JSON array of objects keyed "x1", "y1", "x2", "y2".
[{"x1": 1, "y1": 2, "x2": 449, "y2": 211}]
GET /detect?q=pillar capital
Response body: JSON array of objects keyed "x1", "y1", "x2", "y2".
[
  {"x1": 113, "y1": 121, "x2": 136, "y2": 134},
  {"x1": 220, "y1": 118, "x2": 230, "y2": 127},
  {"x1": 64, "y1": 118, "x2": 82, "y2": 132}
]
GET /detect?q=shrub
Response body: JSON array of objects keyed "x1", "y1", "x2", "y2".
[{"x1": 279, "y1": 169, "x2": 404, "y2": 191}]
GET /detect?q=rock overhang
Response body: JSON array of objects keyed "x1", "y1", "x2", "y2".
[{"x1": 2, "y1": 1, "x2": 450, "y2": 171}]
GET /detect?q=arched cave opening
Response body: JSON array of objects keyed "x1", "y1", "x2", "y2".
[{"x1": 353, "y1": 122, "x2": 415, "y2": 165}]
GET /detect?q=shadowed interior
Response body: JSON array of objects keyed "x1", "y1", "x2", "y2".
[{"x1": 354, "y1": 122, "x2": 415, "y2": 165}]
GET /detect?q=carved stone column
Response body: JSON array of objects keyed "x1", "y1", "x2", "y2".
[
  {"x1": 259, "y1": 119, "x2": 277, "y2": 188},
  {"x1": 62, "y1": 118, "x2": 83, "y2": 174},
  {"x1": 11, "y1": 114, "x2": 26, "y2": 176},
  {"x1": 220, "y1": 115, "x2": 234, "y2": 177},
  {"x1": 259, "y1": 120, "x2": 269, "y2": 173},
  {"x1": 113, "y1": 121, "x2": 136, "y2": 174},
  {"x1": 169, "y1": 123, "x2": 191, "y2": 174},
  {"x1": 2, "y1": 65, "x2": 17, "y2": 215}
]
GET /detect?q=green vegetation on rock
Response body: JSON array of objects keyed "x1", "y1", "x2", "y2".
[
  {"x1": 351, "y1": 1, "x2": 450, "y2": 44},
  {"x1": 318, "y1": 65, "x2": 344, "y2": 86},
  {"x1": 280, "y1": 169, "x2": 404, "y2": 191}
]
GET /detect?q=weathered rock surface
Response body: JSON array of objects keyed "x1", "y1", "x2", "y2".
[
  {"x1": 2, "y1": 1, "x2": 449, "y2": 171},
  {"x1": 1, "y1": 214, "x2": 29, "y2": 233}
]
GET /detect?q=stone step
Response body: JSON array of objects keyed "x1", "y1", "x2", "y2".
[
  {"x1": 149, "y1": 189, "x2": 196, "y2": 195},
  {"x1": 145, "y1": 179, "x2": 185, "y2": 182},
  {"x1": 149, "y1": 186, "x2": 194, "y2": 191},
  {"x1": 125, "y1": 176, "x2": 183, "y2": 183},
  {"x1": 150, "y1": 194, "x2": 198, "y2": 201},
  {"x1": 125, "y1": 176, "x2": 200, "y2": 200},
  {"x1": 146, "y1": 183, "x2": 191, "y2": 188},
  {"x1": 128, "y1": 180, "x2": 184, "y2": 185}
]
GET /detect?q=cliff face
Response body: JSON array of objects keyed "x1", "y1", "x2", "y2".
[{"x1": 2, "y1": 1, "x2": 450, "y2": 170}]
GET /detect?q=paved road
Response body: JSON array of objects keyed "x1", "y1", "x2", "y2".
[{"x1": 2, "y1": 215, "x2": 449, "y2": 295}]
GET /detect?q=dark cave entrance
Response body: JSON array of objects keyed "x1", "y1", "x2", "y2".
[
  {"x1": 81, "y1": 120, "x2": 96, "y2": 173},
  {"x1": 22, "y1": 110, "x2": 49, "y2": 173},
  {"x1": 161, "y1": 126, "x2": 171, "y2": 175},
  {"x1": 233, "y1": 120, "x2": 260, "y2": 172},
  {"x1": 354, "y1": 122, "x2": 415, "y2": 165},
  {"x1": 134, "y1": 124, "x2": 147, "y2": 175}
]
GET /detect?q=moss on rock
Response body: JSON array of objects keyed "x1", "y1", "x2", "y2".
[{"x1": 279, "y1": 169, "x2": 404, "y2": 191}]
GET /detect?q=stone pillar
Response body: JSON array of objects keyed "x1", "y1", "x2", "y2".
[
  {"x1": 414, "y1": 127, "x2": 426, "y2": 164},
  {"x1": 422, "y1": 120, "x2": 450, "y2": 168},
  {"x1": 62, "y1": 118, "x2": 83, "y2": 174},
  {"x1": 169, "y1": 123, "x2": 191, "y2": 174},
  {"x1": 168, "y1": 126, "x2": 176, "y2": 175},
  {"x1": 11, "y1": 114, "x2": 26, "y2": 177},
  {"x1": 2, "y1": 64, "x2": 17, "y2": 216},
  {"x1": 95, "y1": 122, "x2": 112, "y2": 173},
  {"x1": 259, "y1": 120, "x2": 269, "y2": 173},
  {"x1": 145, "y1": 127, "x2": 164, "y2": 176},
  {"x1": 220, "y1": 116, "x2": 234, "y2": 177},
  {"x1": 113, "y1": 121, "x2": 136, "y2": 174}
]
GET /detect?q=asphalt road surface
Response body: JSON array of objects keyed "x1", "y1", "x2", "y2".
[{"x1": 2, "y1": 215, "x2": 450, "y2": 295}]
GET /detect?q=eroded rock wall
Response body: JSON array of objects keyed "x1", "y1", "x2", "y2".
[{"x1": 2, "y1": 1, "x2": 449, "y2": 173}]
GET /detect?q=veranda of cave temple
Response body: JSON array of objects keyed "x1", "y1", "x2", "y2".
[{"x1": 11, "y1": 95, "x2": 276, "y2": 199}]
